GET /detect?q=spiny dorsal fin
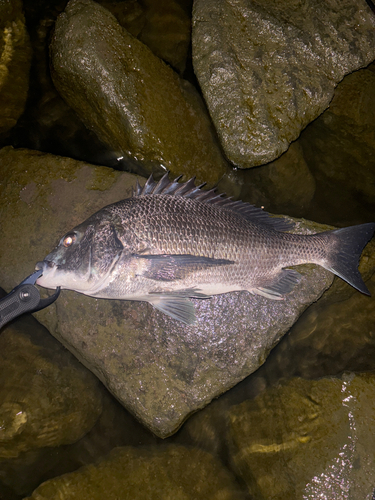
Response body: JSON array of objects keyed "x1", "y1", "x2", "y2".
[{"x1": 134, "y1": 173, "x2": 294, "y2": 232}]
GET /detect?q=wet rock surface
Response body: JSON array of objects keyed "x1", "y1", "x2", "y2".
[
  {"x1": 228, "y1": 373, "x2": 375, "y2": 499},
  {"x1": 232, "y1": 63, "x2": 375, "y2": 227},
  {"x1": 50, "y1": 0, "x2": 228, "y2": 184},
  {"x1": 0, "y1": 377, "x2": 157, "y2": 499},
  {"x1": 173, "y1": 251, "x2": 375, "y2": 456},
  {"x1": 192, "y1": 0, "x2": 375, "y2": 168},
  {"x1": 0, "y1": 147, "x2": 334, "y2": 438},
  {"x1": 24, "y1": 445, "x2": 247, "y2": 499},
  {"x1": 262, "y1": 264, "x2": 375, "y2": 384},
  {"x1": 0, "y1": 0, "x2": 32, "y2": 135}
]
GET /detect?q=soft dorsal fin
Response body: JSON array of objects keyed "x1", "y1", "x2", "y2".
[{"x1": 133, "y1": 173, "x2": 294, "y2": 232}]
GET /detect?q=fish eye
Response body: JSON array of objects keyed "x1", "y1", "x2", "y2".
[{"x1": 62, "y1": 233, "x2": 77, "y2": 248}]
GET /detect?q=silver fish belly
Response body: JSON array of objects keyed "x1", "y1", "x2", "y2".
[{"x1": 36, "y1": 174, "x2": 375, "y2": 324}]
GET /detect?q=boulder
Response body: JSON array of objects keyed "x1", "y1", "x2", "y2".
[
  {"x1": 0, "y1": 290, "x2": 103, "y2": 496},
  {"x1": 0, "y1": 312, "x2": 103, "y2": 460},
  {"x1": 50, "y1": 0, "x2": 228, "y2": 185},
  {"x1": 192, "y1": 0, "x2": 375, "y2": 167}
]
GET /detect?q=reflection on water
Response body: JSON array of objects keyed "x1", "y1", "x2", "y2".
[{"x1": 0, "y1": 0, "x2": 375, "y2": 498}]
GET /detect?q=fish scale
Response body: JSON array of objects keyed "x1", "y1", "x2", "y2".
[
  {"x1": 111, "y1": 195, "x2": 319, "y2": 279},
  {"x1": 36, "y1": 174, "x2": 375, "y2": 324}
]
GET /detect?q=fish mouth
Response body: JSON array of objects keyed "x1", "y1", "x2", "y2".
[
  {"x1": 35, "y1": 261, "x2": 59, "y2": 288},
  {"x1": 35, "y1": 260, "x2": 55, "y2": 272}
]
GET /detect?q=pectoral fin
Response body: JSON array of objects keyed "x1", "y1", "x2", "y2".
[{"x1": 134, "y1": 254, "x2": 234, "y2": 282}]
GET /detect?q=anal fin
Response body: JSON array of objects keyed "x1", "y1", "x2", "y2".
[{"x1": 252, "y1": 269, "x2": 301, "y2": 300}]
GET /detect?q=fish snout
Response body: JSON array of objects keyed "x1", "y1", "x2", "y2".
[
  {"x1": 35, "y1": 260, "x2": 59, "y2": 288},
  {"x1": 35, "y1": 260, "x2": 55, "y2": 272}
]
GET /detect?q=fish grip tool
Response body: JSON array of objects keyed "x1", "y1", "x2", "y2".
[{"x1": 0, "y1": 269, "x2": 60, "y2": 329}]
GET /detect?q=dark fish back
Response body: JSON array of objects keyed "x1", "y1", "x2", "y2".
[{"x1": 112, "y1": 194, "x2": 273, "y2": 261}]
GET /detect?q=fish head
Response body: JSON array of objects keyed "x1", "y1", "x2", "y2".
[{"x1": 35, "y1": 212, "x2": 124, "y2": 293}]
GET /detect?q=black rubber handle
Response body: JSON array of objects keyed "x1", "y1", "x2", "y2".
[{"x1": 0, "y1": 284, "x2": 41, "y2": 329}]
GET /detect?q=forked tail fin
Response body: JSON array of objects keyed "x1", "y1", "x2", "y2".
[{"x1": 324, "y1": 222, "x2": 375, "y2": 295}]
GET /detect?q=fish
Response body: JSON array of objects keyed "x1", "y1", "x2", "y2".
[{"x1": 35, "y1": 173, "x2": 375, "y2": 324}]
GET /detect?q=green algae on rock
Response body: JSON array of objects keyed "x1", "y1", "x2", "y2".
[
  {"x1": 0, "y1": 0, "x2": 32, "y2": 135},
  {"x1": 228, "y1": 373, "x2": 375, "y2": 499},
  {"x1": 192, "y1": 0, "x2": 375, "y2": 168},
  {"x1": 24, "y1": 445, "x2": 247, "y2": 500},
  {"x1": 50, "y1": 0, "x2": 228, "y2": 185}
]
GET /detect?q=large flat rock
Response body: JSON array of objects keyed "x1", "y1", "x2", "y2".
[{"x1": 0, "y1": 147, "x2": 333, "y2": 437}]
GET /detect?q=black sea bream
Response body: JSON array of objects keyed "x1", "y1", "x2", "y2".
[{"x1": 36, "y1": 174, "x2": 375, "y2": 324}]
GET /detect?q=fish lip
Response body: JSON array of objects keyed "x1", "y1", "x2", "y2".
[
  {"x1": 35, "y1": 260, "x2": 59, "y2": 287},
  {"x1": 35, "y1": 260, "x2": 58, "y2": 271},
  {"x1": 35, "y1": 261, "x2": 45, "y2": 271}
]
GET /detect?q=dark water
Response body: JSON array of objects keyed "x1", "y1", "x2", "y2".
[{"x1": 1, "y1": 0, "x2": 375, "y2": 498}]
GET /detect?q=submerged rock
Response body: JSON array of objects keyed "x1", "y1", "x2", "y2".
[
  {"x1": 228, "y1": 373, "x2": 375, "y2": 499},
  {"x1": 50, "y1": 0, "x2": 228, "y2": 185},
  {"x1": 0, "y1": 147, "x2": 337, "y2": 438},
  {"x1": 300, "y1": 66, "x2": 375, "y2": 225},
  {"x1": 0, "y1": 0, "x2": 32, "y2": 135},
  {"x1": 25, "y1": 445, "x2": 247, "y2": 499},
  {"x1": 265, "y1": 263, "x2": 375, "y2": 382},
  {"x1": 0, "y1": 294, "x2": 103, "y2": 461},
  {"x1": 0, "y1": 288, "x2": 103, "y2": 498},
  {"x1": 192, "y1": 0, "x2": 375, "y2": 168}
]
